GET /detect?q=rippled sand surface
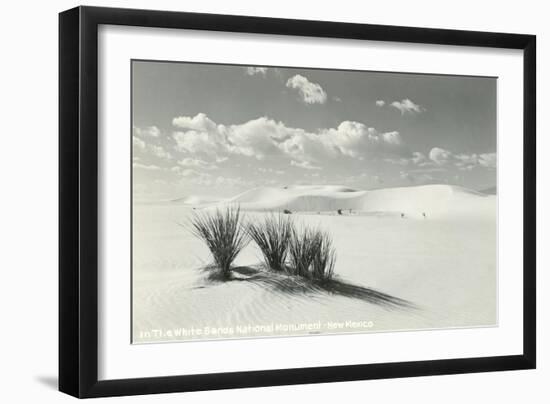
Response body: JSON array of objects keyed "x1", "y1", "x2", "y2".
[{"x1": 132, "y1": 202, "x2": 496, "y2": 343}]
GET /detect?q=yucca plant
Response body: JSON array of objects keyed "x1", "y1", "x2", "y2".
[
  {"x1": 188, "y1": 206, "x2": 249, "y2": 280},
  {"x1": 288, "y1": 225, "x2": 318, "y2": 278},
  {"x1": 247, "y1": 214, "x2": 293, "y2": 272},
  {"x1": 311, "y1": 231, "x2": 336, "y2": 282}
]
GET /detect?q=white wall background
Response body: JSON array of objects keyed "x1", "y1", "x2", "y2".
[{"x1": 0, "y1": 0, "x2": 546, "y2": 402}]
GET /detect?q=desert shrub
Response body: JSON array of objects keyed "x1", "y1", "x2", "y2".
[
  {"x1": 189, "y1": 206, "x2": 249, "y2": 279},
  {"x1": 248, "y1": 214, "x2": 293, "y2": 272},
  {"x1": 311, "y1": 231, "x2": 336, "y2": 282},
  {"x1": 288, "y1": 225, "x2": 319, "y2": 278},
  {"x1": 283, "y1": 209, "x2": 292, "y2": 215},
  {"x1": 288, "y1": 224, "x2": 337, "y2": 282}
]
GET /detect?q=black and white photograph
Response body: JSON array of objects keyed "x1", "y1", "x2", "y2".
[
  {"x1": 131, "y1": 61, "x2": 497, "y2": 343},
  {"x1": 1, "y1": 0, "x2": 542, "y2": 401}
]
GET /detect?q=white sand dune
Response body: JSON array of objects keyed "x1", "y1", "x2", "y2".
[
  {"x1": 132, "y1": 184, "x2": 497, "y2": 343},
  {"x1": 169, "y1": 195, "x2": 219, "y2": 205},
  {"x1": 213, "y1": 184, "x2": 495, "y2": 219}
]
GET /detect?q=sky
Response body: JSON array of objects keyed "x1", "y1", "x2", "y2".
[{"x1": 132, "y1": 60, "x2": 497, "y2": 201}]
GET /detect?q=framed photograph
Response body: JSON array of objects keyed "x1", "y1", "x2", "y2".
[{"x1": 59, "y1": 6, "x2": 536, "y2": 398}]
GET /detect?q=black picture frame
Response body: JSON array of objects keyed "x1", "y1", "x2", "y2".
[{"x1": 59, "y1": 5, "x2": 536, "y2": 398}]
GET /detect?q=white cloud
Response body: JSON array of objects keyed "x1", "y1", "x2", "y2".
[
  {"x1": 178, "y1": 168, "x2": 201, "y2": 177},
  {"x1": 173, "y1": 114, "x2": 270, "y2": 159},
  {"x1": 455, "y1": 153, "x2": 478, "y2": 165},
  {"x1": 171, "y1": 113, "x2": 410, "y2": 170},
  {"x1": 290, "y1": 160, "x2": 322, "y2": 170},
  {"x1": 314, "y1": 122, "x2": 405, "y2": 160},
  {"x1": 173, "y1": 113, "x2": 218, "y2": 132},
  {"x1": 382, "y1": 131, "x2": 402, "y2": 145},
  {"x1": 429, "y1": 147, "x2": 453, "y2": 165},
  {"x1": 333, "y1": 96, "x2": 342, "y2": 102},
  {"x1": 178, "y1": 157, "x2": 218, "y2": 170},
  {"x1": 285, "y1": 74, "x2": 327, "y2": 105},
  {"x1": 173, "y1": 130, "x2": 220, "y2": 157},
  {"x1": 172, "y1": 113, "x2": 282, "y2": 159},
  {"x1": 385, "y1": 151, "x2": 427, "y2": 167},
  {"x1": 478, "y1": 153, "x2": 497, "y2": 168},
  {"x1": 454, "y1": 153, "x2": 477, "y2": 171},
  {"x1": 149, "y1": 144, "x2": 173, "y2": 160},
  {"x1": 134, "y1": 125, "x2": 161, "y2": 138},
  {"x1": 133, "y1": 129, "x2": 173, "y2": 160},
  {"x1": 390, "y1": 99, "x2": 425, "y2": 115},
  {"x1": 424, "y1": 148, "x2": 496, "y2": 170},
  {"x1": 133, "y1": 136, "x2": 146, "y2": 150},
  {"x1": 245, "y1": 67, "x2": 268, "y2": 76},
  {"x1": 384, "y1": 157, "x2": 410, "y2": 166},
  {"x1": 258, "y1": 167, "x2": 285, "y2": 175},
  {"x1": 133, "y1": 162, "x2": 161, "y2": 170},
  {"x1": 375, "y1": 100, "x2": 385, "y2": 107},
  {"x1": 411, "y1": 152, "x2": 427, "y2": 165}
]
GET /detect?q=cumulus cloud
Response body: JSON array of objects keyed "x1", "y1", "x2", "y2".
[
  {"x1": 285, "y1": 74, "x2": 327, "y2": 105},
  {"x1": 173, "y1": 113, "x2": 218, "y2": 132},
  {"x1": 427, "y1": 148, "x2": 497, "y2": 170},
  {"x1": 390, "y1": 99, "x2": 425, "y2": 115},
  {"x1": 132, "y1": 128, "x2": 173, "y2": 160},
  {"x1": 386, "y1": 146, "x2": 495, "y2": 172},
  {"x1": 245, "y1": 67, "x2": 268, "y2": 76},
  {"x1": 258, "y1": 167, "x2": 285, "y2": 175},
  {"x1": 134, "y1": 125, "x2": 161, "y2": 138},
  {"x1": 171, "y1": 113, "x2": 408, "y2": 167},
  {"x1": 290, "y1": 160, "x2": 322, "y2": 170},
  {"x1": 385, "y1": 151, "x2": 427, "y2": 166},
  {"x1": 178, "y1": 168, "x2": 201, "y2": 177},
  {"x1": 478, "y1": 153, "x2": 496, "y2": 168},
  {"x1": 172, "y1": 130, "x2": 220, "y2": 157},
  {"x1": 382, "y1": 131, "x2": 402, "y2": 145},
  {"x1": 133, "y1": 162, "x2": 161, "y2": 170},
  {"x1": 149, "y1": 145, "x2": 173, "y2": 160},
  {"x1": 375, "y1": 100, "x2": 385, "y2": 107},
  {"x1": 429, "y1": 147, "x2": 453, "y2": 165},
  {"x1": 178, "y1": 157, "x2": 218, "y2": 170},
  {"x1": 454, "y1": 153, "x2": 478, "y2": 171},
  {"x1": 411, "y1": 152, "x2": 427, "y2": 165},
  {"x1": 173, "y1": 114, "x2": 284, "y2": 159},
  {"x1": 384, "y1": 157, "x2": 410, "y2": 166},
  {"x1": 133, "y1": 136, "x2": 146, "y2": 151},
  {"x1": 314, "y1": 122, "x2": 405, "y2": 160}
]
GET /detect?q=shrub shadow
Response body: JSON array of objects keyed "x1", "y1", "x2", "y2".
[{"x1": 200, "y1": 265, "x2": 417, "y2": 310}]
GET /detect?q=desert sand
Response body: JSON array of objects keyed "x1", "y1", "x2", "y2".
[{"x1": 132, "y1": 184, "x2": 496, "y2": 343}]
